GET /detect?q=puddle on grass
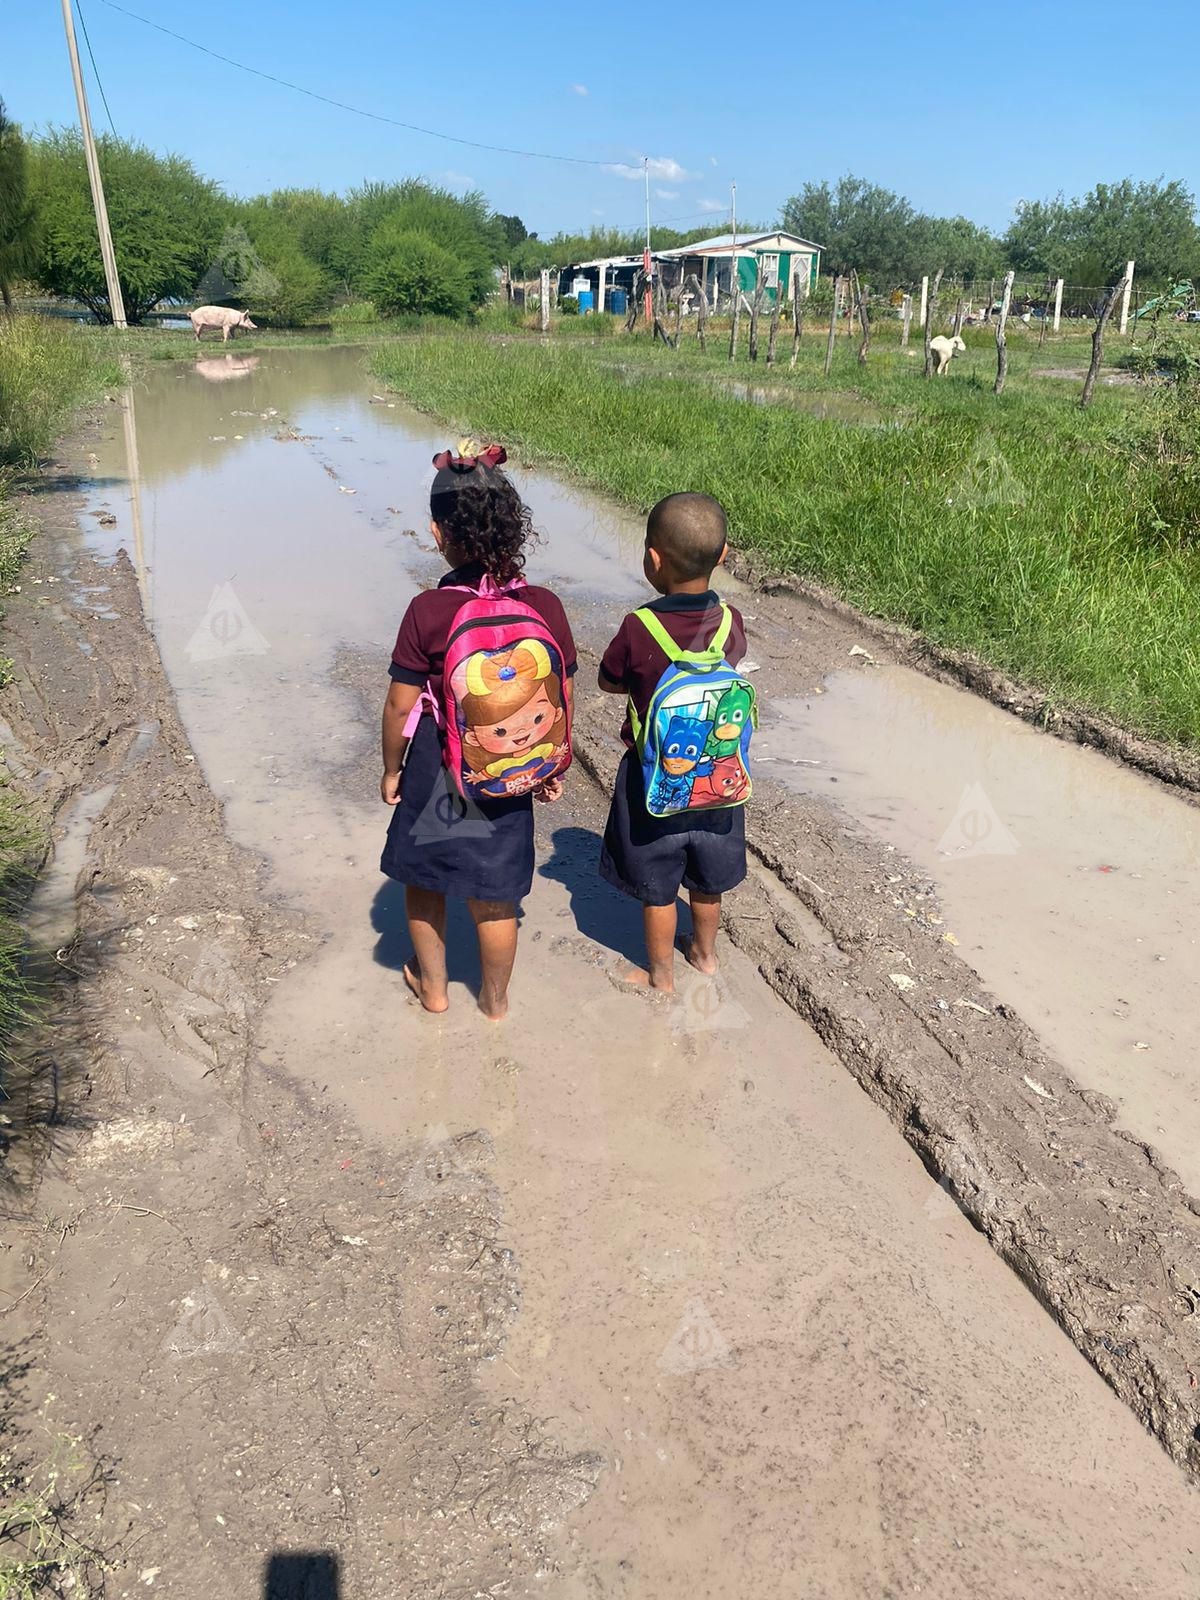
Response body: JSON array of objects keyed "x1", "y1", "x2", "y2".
[
  {"x1": 759, "y1": 667, "x2": 1200, "y2": 1194},
  {"x1": 594, "y1": 360, "x2": 894, "y2": 426}
]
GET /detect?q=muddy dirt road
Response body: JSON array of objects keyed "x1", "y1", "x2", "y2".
[{"x1": 3, "y1": 347, "x2": 1199, "y2": 1596}]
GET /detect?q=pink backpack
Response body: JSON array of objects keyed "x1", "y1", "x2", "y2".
[{"x1": 408, "y1": 575, "x2": 573, "y2": 801}]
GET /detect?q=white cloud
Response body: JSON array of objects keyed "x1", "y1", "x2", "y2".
[
  {"x1": 571, "y1": 82, "x2": 589, "y2": 96},
  {"x1": 710, "y1": 155, "x2": 719, "y2": 167},
  {"x1": 440, "y1": 170, "x2": 474, "y2": 189},
  {"x1": 605, "y1": 156, "x2": 690, "y2": 182},
  {"x1": 698, "y1": 198, "x2": 728, "y2": 213},
  {"x1": 654, "y1": 188, "x2": 678, "y2": 200}
]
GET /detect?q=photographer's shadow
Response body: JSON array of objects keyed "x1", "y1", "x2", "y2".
[{"x1": 263, "y1": 1551, "x2": 339, "y2": 1599}]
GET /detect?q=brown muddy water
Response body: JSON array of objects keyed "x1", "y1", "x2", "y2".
[
  {"x1": 72, "y1": 347, "x2": 1200, "y2": 1594},
  {"x1": 759, "y1": 672, "x2": 1200, "y2": 1194}
]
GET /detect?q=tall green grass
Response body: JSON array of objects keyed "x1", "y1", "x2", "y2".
[
  {"x1": 372, "y1": 331, "x2": 1200, "y2": 748},
  {"x1": 0, "y1": 317, "x2": 119, "y2": 468}
]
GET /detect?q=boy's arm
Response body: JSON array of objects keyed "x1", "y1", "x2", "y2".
[
  {"x1": 597, "y1": 618, "x2": 630, "y2": 693},
  {"x1": 381, "y1": 680, "x2": 422, "y2": 804}
]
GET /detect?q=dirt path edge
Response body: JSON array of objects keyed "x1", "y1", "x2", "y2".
[{"x1": 571, "y1": 691, "x2": 1200, "y2": 1476}]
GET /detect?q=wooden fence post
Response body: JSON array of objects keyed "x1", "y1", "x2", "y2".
[
  {"x1": 824, "y1": 274, "x2": 840, "y2": 377},
  {"x1": 748, "y1": 272, "x2": 766, "y2": 361},
  {"x1": 684, "y1": 273, "x2": 707, "y2": 352},
  {"x1": 790, "y1": 266, "x2": 804, "y2": 368},
  {"x1": 901, "y1": 292, "x2": 913, "y2": 347},
  {"x1": 994, "y1": 269, "x2": 1015, "y2": 395},
  {"x1": 951, "y1": 280, "x2": 965, "y2": 337},
  {"x1": 728, "y1": 264, "x2": 742, "y2": 362},
  {"x1": 918, "y1": 274, "x2": 928, "y2": 332},
  {"x1": 539, "y1": 269, "x2": 551, "y2": 333},
  {"x1": 765, "y1": 280, "x2": 782, "y2": 365},
  {"x1": 625, "y1": 271, "x2": 642, "y2": 332},
  {"x1": 852, "y1": 270, "x2": 871, "y2": 363},
  {"x1": 1052, "y1": 277, "x2": 1064, "y2": 332},
  {"x1": 922, "y1": 267, "x2": 944, "y2": 378},
  {"x1": 1118, "y1": 259, "x2": 1135, "y2": 334},
  {"x1": 1081, "y1": 268, "x2": 1128, "y2": 409}
]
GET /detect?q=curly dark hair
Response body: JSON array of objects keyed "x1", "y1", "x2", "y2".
[{"x1": 429, "y1": 467, "x2": 538, "y2": 585}]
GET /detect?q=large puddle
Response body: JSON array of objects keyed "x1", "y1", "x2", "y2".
[{"x1": 760, "y1": 668, "x2": 1200, "y2": 1190}]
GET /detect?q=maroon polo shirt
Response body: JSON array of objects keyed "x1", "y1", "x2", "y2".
[
  {"x1": 390, "y1": 562, "x2": 578, "y2": 701},
  {"x1": 599, "y1": 590, "x2": 747, "y2": 750}
]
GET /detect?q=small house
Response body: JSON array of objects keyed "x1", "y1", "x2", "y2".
[
  {"x1": 555, "y1": 256, "x2": 643, "y2": 312},
  {"x1": 656, "y1": 231, "x2": 823, "y2": 306}
]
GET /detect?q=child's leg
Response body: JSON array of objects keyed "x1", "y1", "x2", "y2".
[
  {"x1": 467, "y1": 898, "x2": 518, "y2": 1022},
  {"x1": 681, "y1": 890, "x2": 721, "y2": 975},
  {"x1": 623, "y1": 900, "x2": 678, "y2": 992},
  {"x1": 404, "y1": 886, "x2": 450, "y2": 1013}
]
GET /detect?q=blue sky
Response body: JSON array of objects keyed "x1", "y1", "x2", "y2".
[{"x1": 6, "y1": 0, "x2": 1196, "y2": 240}]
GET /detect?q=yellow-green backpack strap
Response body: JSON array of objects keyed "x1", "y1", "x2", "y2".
[
  {"x1": 633, "y1": 606, "x2": 682, "y2": 659},
  {"x1": 709, "y1": 605, "x2": 733, "y2": 655}
]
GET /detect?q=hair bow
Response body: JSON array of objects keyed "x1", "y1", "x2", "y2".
[{"x1": 431, "y1": 440, "x2": 508, "y2": 473}]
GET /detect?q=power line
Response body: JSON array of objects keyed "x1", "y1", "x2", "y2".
[
  {"x1": 94, "y1": 0, "x2": 615, "y2": 167},
  {"x1": 75, "y1": 0, "x2": 117, "y2": 136}
]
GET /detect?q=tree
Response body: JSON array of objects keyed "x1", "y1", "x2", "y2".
[
  {"x1": 1003, "y1": 181, "x2": 1200, "y2": 285},
  {"x1": 782, "y1": 176, "x2": 918, "y2": 285},
  {"x1": 29, "y1": 129, "x2": 223, "y2": 322},
  {"x1": 362, "y1": 224, "x2": 473, "y2": 318},
  {"x1": 910, "y1": 213, "x2": 1005, "y2": 280},
  {"x1": 349, "y1": 180, "x2": 498, "y2": 306},
  {"x1": 493, "y1": 213, "x2": 528, "y2": 251},
  {"x1": 0, "y1": 100, "x2": 38, "y2": 311},
  {"x1": 1003, "y1": 195, "x2": 1073, "y2": 275}
]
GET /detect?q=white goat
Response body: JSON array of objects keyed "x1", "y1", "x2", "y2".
[{"x1": 929, "y1": 334, "x2": 966, "y2": 375}]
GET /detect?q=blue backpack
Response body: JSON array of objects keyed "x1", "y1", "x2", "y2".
[{"x1": 629, "y1": 606, "x2": 757, "y2": 818}]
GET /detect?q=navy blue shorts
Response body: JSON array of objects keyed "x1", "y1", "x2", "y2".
[
  {"x1": 600, "y1": 752, "x2": 747, "y2": 906},
  {"x1": 380, "y1": 715, "x2": 534, "y2": 904}
]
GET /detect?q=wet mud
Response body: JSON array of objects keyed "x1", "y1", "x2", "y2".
[{"x1": 2, "y1": 350, "x2": 1200, "y2": 1592}]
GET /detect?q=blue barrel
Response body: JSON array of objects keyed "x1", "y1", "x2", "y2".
[
  {"x1": 578, "y1": 290, "x2": 594, "y2": 313},
  {"x1": 610, "y1": 288, "x2": 628, "y2": 315}
]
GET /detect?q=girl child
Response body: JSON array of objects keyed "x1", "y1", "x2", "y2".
[{"x1": 380, "y1": 442, "x2": 576, "y2": 1021}]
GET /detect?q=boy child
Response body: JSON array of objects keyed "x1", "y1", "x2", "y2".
[{"x1": 598, "y1": 492, "x2": 748, "y2": 992}]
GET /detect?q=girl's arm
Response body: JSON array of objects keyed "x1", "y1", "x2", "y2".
[{"x1": 381, "y1": 681, "x2": 422, "y2": 804}]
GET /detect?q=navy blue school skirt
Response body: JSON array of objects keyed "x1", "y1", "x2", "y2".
[{"x1": 380, "y1": 714, "x2": 535, "y2": 903}]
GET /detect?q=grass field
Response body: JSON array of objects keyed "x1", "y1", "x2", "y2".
[{"x1": 372, "y1": 317, "x2": 1200, "y2": 748}]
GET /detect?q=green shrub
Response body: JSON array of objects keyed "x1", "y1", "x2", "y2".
[
  {"x1": 362, "y1": 225, "x2": 472, "y2": 319},
  {"x1": 558, "y1": 295, "x2": 579, "y2": 316}
]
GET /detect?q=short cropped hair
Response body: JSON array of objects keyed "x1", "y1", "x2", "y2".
[{"x1": 646, "y1": 493, "x2": 728, "y2": 582}]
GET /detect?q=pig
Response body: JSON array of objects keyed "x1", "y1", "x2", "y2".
[{"x1": 189, "y1": 305, "x2": 257, "y2": 343}]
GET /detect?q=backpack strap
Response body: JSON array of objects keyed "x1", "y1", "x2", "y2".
[
  {"x1": 634, "y1": 604, "x2": 732, "y2": 664},
  {"x1": 628, "y1": 605, "x2": 732, "y2": 749}
]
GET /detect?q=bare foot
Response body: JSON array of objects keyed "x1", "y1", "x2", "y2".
[
  {"x1": 477, "y1": 986, "x2": 509, "y2": 1022},
  {"x1": 403, "y1": 962, "x2": 449, "y2": 1014},
  {"x1": 677, "y1": 935, "x2": 718, "y2": 977},
  {"x1": 614, "y1": 966, "x2": 675, "y2": 995}
]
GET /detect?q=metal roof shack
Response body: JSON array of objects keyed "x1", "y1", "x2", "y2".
[{"x1": 656, "y1": 231, "x2": 824, "y2": 306}]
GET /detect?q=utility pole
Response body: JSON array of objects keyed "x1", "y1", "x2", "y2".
[
  {"x1": 727, "y1": 180, "x2": 740, "y2": 361},
  {"x1": 61, "y1": 0, "x2": 126, "y2": 327}
]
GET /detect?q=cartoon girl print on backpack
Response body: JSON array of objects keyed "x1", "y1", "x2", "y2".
[{"x1": 454, "y1": 638, "x2": 570, "y2": 798}]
